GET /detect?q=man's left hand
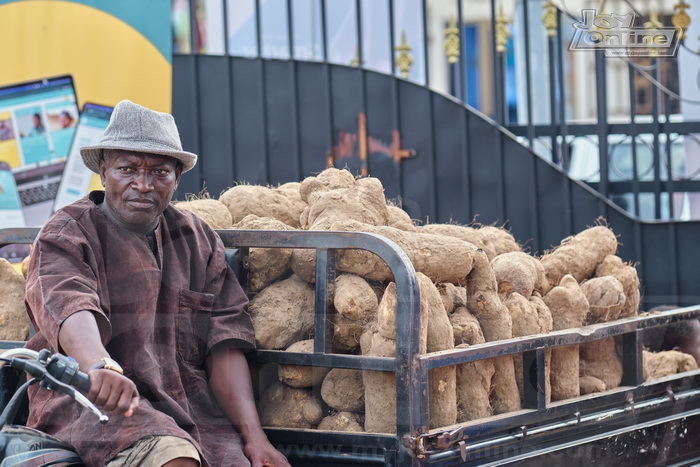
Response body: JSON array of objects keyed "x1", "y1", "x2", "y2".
[{"x1": 243, "y1": 434, "x2": 291, "y2": 467}]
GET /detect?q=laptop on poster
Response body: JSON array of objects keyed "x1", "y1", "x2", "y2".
[
  {"x1": 54, "y1": 102, "x2": 113, "y2": 211},
  {"x1": 0, "y1": 75, "x2": 80, "y2": 226}
]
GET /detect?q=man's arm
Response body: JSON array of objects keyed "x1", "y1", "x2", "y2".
[
  {"x1": 205, "y1": 342, "x2": 290, "y2": 467},
  {"x1": 59, "y1": 311, "x2": 139, "y2": 417}
]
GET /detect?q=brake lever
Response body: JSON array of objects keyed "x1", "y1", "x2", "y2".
[
  {"x1": 10, "y1": 357, "x2": 109, "y2": 424},
  {"x1": 41, "y1": 372, "x2": 109, "y2": 425}
]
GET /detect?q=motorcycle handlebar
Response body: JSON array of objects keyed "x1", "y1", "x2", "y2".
[{"x1": 0, "y1": 348, "x2": 107, "y2": 423}]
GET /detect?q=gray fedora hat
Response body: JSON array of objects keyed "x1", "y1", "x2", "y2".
[{"x1": 80, "y1": 100, "x2": 197, "y2": 174}]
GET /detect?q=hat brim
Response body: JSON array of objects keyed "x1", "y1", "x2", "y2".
[{"x1": 80, "y1": 142, "x2": 197, "y2": 174}]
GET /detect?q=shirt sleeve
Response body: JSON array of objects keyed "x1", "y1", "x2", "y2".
[
  {"x1": 25, "y1": 223, "x2": 111, "y2": 353},
  {"x1": 203, "y1": 230, "x2": 255, "y2": 351}
]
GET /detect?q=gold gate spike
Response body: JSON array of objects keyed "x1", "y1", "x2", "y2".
[
  {"x1": 643, "y1": 8, "x2": 663, "y2": 56},
  {"x1": 495, "y1": 3, "x2": 511, "y2": 53},
  {"x1": 395, "y1": 32, "x2": 414, "y2": 78},
  {"x1": 542, "y1": 1, "x2": 558, "y2": 38},
  {"x1": 672, "y1": 1, "x2": 690, "y2": 42},
  {"x1": 444, "y1": 16, "x2": 460, "y2": 64}
]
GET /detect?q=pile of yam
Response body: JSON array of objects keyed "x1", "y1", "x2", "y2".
[
  {"x1": 160, "y1": 169, "x2": 694, "y2": 431},
  {"x1": 6, "y1": 166, "x2": 696, "y2": 436}
]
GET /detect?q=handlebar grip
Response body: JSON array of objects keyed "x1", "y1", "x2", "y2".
[{"x1": 46, "y1": 354, "x2": 91, "y2": 393}]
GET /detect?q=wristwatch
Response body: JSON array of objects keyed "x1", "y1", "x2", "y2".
[{"x1": 86, "y1": 357, "x2": 124, "y2": 375}]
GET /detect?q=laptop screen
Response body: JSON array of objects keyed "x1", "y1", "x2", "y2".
[
  {"x1": 54, "y1": 102, "x2": 113, "y2": 211},
  {"x1": 0, "y1": 75, "x2": 80, "y2": 227}
]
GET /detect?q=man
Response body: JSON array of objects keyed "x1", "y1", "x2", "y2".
[{"x1": 24, "y1": 100, "x2": 289, "y2": 467}]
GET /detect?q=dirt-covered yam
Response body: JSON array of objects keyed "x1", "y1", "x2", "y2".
[
  {"x1": 596, "y1": 255, "x2": 640, "y2": 318},
  {"x1": 334, "y1": 274, "x2": 378, "y2": 321},
  {"x1": 455, "y1": 344, "x2": 495, "y2": 422},
  {"x1": 579, "y1": 337, "x2": 623, "y2": 390},
  {"x1": 580, "y1": 375, "x2": 606, "y2": 395},
  {"x1": 321, "y1": 369, "x2": 364, "y2": 413},
  {"x1": 543, "y1": 275, "x2": 590, "y2": 400},
  {"x1": 220, "y1": 184, "x2": 304, "y2": 228},
  {"x1": 420, "y1": 223, "x2": 497, "y2": 260},
  {"x1": 278, "y1": 340, "x2": 330, "y2": 388},
  {"x1": 233, "y1": 215, "x2": 293, "y2": 292},
  {"x1": 491, "y1": 251, "x2": 547, "y2": 297},
  {"x1": 259, "y1": 382, "x2": 323, "y2": 429},
  {"x1": 386, "y1": 204, "x2": 416, "y2": 231},
  {"x1": 580, "y1": 276, "x2": 626, "y2": 324},
  {"x1": 333, "y1": 220, "x2": 475, "y2": 285},
  {"x1": 0, "y1": 259, "x2": 30, "y2": 340},
  {"x1": 249, "y1": 275, "x2": 315, "y2": 349},
  {"x1": 299, "y1": 168, "x2": 357, "y2": 205},
  {"x1": 450, "y1": 307, "x2": 485, "y2": 346},
  {"x1": 318, "y1": 412, "x2": 364, "y2": 432},
  {"x1": 464, "y1": 249, "x2": 520, "y2": 413},
  {"x1": 174, "y1": 198, "x2": 233, "y2": 229},
  {"x1": 643, "y1": 350, "x2": 699, "y2": 381},
  {"x1": 540, "y1": 225, "x2": 618, "y2": 293}
]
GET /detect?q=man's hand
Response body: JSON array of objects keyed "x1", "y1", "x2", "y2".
[
  {"x1": 87, "y1": 369, "x2": 140, "y2": 417},
  {"x1": 206, "y1": 343, "x2": 291, "y2": 467},
  {"x1": 243, "y1": 433, "x2": 291, "y2": 467}
]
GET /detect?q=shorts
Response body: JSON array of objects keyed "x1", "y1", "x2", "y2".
[{"x1": 106, "y1": 435, "x2": 201, "y2": 466}]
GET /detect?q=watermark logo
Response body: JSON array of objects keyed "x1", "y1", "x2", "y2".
[{"x1": 569, "y1": 10, "x2": 679, "y2": 57}]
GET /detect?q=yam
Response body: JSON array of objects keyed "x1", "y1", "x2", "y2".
[
  {"x1": 278, "y1": 340, "x2": 330, "y2": 388},
  {"x1": 505, "y1": 293, "x2": 542, "y2": 401},
  {"x1": 580, "y1": 276, "x2": 626, "y2": 324},
  {"x1": 439, "y1": 283, "x2": 465, "y2": 314},
  {"x1": 220, "y1": 184, "x2": 304, "y2": 228},
  {"x1": 299, "y1": 168, "x2": 357, "y2": 205},
  {"x1": 596, "y1": 255, "x2": 640, "y2": 318},
  {"x1": 455, "y1": 344, "x2": 495, "y2": 422},
  {"x1": 479, "y1": 225, "x2": 522, "y2": 257},
  {"x1": 491, "y1": 251, "x2": 547, "y2": 297},
  {"x1": 420, "y1": 223, "x2": 497, "y2": 260},
  {"x1": 259, "y1": 382, "x2": 323, "y2": 429},
  {"x1": 420, "y1": 273, "x2": 457, "y2": 429},
  {"x1": 530, "y1": 294, "x2": 553, "y2": 402},
  {"x1": 540, "y1": 225, "x2": 618, "y2": 293},
  {"x1": 465, "y1": 248, "x2": 520, "y2": 414},
  {"x1": 174, "y1": 198, "x2": 232, "y2": 229},
  {"x1": 304, "y1": 176, "x2": 389, "y2": 230},
  {"x1": 332, "y1": 314, "x2": 368, "y2": 353},
  {"x1": 233, "y1": 215, "x2": 293, "y2": 292},
  {"x1": 450, "y1": 307, "x2": 485, "y2": 346},
  {"x1": 643, "y1": 350, "x2": 699, "y2": 381},
  {"x1": 292, "y1": 173, "x2": 389, "y2": 282},
  {"x1": 321, "y1": 369, "x2": 364, "y2": 412},
  {"x1": 579, "y1": 337, "x2": 623, "y2": 390},
  {"x1": 543, "y1": 275, "x2": 590, "y2": 401},
  {"x1": 386, "y1": 205, "x2": 417, "y2": 231},
  {"x1": 249, "y1": 275, "x2": 315, "y2": 349},
  {"x1": 579, "y1": 375, "x2": 606, "y2": 395},
  {"x1": 0, "y1": 258, "x2": 30, "y2": 340},
  {"x1": 332, "y1": 220, "x2": 475, "y2": 284},
  {"x1": 334, "y1": 274, "x2": 378, "y2": 321},
  {"x1": 317, "y1": 412, "x2": 364, "y2": 432}
]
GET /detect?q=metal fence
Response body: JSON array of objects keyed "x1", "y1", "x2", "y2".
[{"x1": 170, "y1": 0, "x2": 700, "y2": 307}]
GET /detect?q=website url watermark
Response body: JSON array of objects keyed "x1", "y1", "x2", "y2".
[{"x1": 570, "y1": 10, "x2": 679, "y2": 57}]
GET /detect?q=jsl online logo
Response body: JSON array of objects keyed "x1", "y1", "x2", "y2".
[{"x1": 570, "y1": 10, "x2": 679, "y2": 57}]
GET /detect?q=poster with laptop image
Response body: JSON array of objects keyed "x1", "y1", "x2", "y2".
[
  {"x1": 0, "y1": 75, "x2": 80, "y2": 228},
  {"x1": 54, "y1": 103, "x2": 113, "y2": 211}
]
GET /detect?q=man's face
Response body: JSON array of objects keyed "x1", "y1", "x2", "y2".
[{"x1": 99, "y1": 150, "x2": 181, "y2": 228}]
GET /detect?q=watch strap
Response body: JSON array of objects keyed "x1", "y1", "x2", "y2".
[{"x1": 86, "y1": 357, "x2": 124, "y2": 375}]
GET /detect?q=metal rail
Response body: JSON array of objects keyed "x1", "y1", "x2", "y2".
[{"x1": 5, "y1": 227, "x2": 700, "y2": 465}]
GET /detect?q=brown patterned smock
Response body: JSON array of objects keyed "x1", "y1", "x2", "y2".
[{"x1": 24, "y1": 191, "x2": 255, "y2": 466}]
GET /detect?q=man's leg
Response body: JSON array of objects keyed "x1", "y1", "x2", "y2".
[{"x1": 106, "y1": 435, "x2": 201, "y2": 467}]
